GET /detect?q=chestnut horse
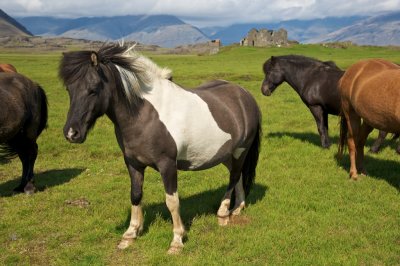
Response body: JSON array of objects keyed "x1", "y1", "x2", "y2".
[
  {"x1": 0, "y1": 63, "x2": 18, "y2": 73},
  {"x1": 338, "y1": 59, "x2": 400, "y2": 179}
]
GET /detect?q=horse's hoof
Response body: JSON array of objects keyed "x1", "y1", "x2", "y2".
[
  {"x1": 218, "y1": 215, "x2": 230, "y2": 226},
  {"x1": 350, "y1": 174, "x2": 358, "y2": 181},
  {"x1": 117, "y1": 238, "x2": 133, "y2": 250},
  {"x1": 231, "y1": 202, "x2": 245, "y2": 216},
  {"x1": 167, "y1": 244, "x2": 183, "y2": 255},
  {"x1": 369, "y1": 148, "x2": 379, "y2": 153},
  {"x1": 24, "y1": 182, "x2": 36, "y2": 195}
]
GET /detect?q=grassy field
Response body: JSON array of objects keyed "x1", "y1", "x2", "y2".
[{"x1": 0, "y1": 44, "x2": 399, "y2": 265}]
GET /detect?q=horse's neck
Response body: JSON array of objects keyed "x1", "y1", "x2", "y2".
[
  {"x1": 281, "y1": 62, "x2": 308, "y2": 94},
  {"x1": 105, "y1": 78, "x2": 176, "y2": 133}
]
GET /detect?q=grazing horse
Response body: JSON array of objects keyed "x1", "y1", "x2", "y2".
[
  {"x1": 338, "y1": 59, "x2": 400, "y2": 179},
  {"x1": 0, "y1": 63, "x2": 17, "y2": 73},
  {"x1": 261, "y1": 55, "x2": 397, "y2": 152},
  {"x1": 59, "y1": 44, "x2": 261, "y2": 253},
  {"x1": 0, "y1": 71, "x2": 48, "y2": 194}
]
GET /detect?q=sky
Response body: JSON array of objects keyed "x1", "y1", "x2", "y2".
[{"x1": 2, "y1": 0, "x2": 400, "y2": 27}]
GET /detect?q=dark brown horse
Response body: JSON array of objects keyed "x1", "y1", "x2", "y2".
[
  {"x1": 261, "y1": 55, "x2": 399, "y2": 152},
  {"x1": 0, "y1": 63, "x2": 17, "y2": 73},
  {"x1": 0, "y1": 70, "x2": 48, "y2": 193},
  {"x1": 59, "y1": 43, "x2": 261, "y2": 253},
  {"x1": 338, "y1": 59, "x2": 400, "y2": 179}
]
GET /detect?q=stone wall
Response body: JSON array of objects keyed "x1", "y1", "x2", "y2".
[{"x1": 240, "y1": 28, "x2": 288, "y2": 47}]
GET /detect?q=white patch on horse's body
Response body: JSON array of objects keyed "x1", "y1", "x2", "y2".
[
  {"x1": 233, "y1": 148, "x2": 246, "y2": 159},
  {"x1": 116, "y1": 49, "x2": 231, "y2": 169},
  {"x1": 143, "y1": 79, "x2": 231, "y2": 169}
]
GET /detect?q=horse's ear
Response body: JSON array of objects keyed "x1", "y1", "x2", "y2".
[
  {"x1": 270, "y1": 56, "x2": 276, "y2": 64},
  {"x1": 91, "y1": 52, "x2": 98, "y2": 66}
]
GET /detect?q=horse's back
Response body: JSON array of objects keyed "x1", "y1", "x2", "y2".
[
  {"x1": 0, "y1": 63, "x2": 17, "y2": 73},
  {"x1": 0, "y1": 73, "x2": 47, "y2": 140},
  {"x1": 192, "y1": 79, "x2": 260, "y2": 141}
]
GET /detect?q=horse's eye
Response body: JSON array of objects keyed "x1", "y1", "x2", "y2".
[{"x1": 88, "y1": 89, "x2": 97, "y2": 96}]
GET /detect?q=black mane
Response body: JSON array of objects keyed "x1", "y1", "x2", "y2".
[
  {"x1": 59, "y1": 43, "x2": 136, "y2": 86},
  {"x1": 265, "y1": 55, "x2": 341, "y2": 71}
]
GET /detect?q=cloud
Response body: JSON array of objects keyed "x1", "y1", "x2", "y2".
[{"x1": 1, "y1": 0, "x2": 400, "y2": 26}]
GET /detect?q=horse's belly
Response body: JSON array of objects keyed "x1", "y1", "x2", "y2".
[
  {"x1": 353, "y1": 80, "x2": 400, "y2": 132},
  {"x1": 177, "y1": 138, "x2": 231, "y2": 170}
]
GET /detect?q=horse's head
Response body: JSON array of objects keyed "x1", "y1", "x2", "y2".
[
  {"x1": 60, "y1": 51, "x2": 111, "y2": 143},
  {"x1": 261, "y1": 56, "x2": 284, "y2": 96}
]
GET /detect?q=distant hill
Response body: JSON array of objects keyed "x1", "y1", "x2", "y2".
[
  {"x1": 16, "y1": 15, "x2": 209, "y2": 48},
  {"x1": 307, "y1": 12, "x2": 400, "y2": 46},
  {"x1": 0, "y1": 9, "x2": 32, "y2": 37},
  {"x1": 202, "y1": 16, "x2": 365, "y2": 44}
]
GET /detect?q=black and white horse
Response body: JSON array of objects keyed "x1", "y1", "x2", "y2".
[{"x1": 59, "y1": 44, "x2": 261, "y2": 253}]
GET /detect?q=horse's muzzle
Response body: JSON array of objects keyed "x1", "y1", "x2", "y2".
[
  {"x1": 261, "y1": 85, "x2": 272, "y2": 96},
  {"x1": 65, "y1": 127, "x2": 84, "y2": 143}
]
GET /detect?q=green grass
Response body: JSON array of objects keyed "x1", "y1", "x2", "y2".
[{"x1": 0, "y1": 44, "x2": 399, "y2": 265}]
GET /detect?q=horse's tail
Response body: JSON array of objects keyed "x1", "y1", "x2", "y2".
[
  {"x1": 36, "y1": 84, "x2": 48, "y2": 136},
  {"x1": 242, "y1": 114, "x2": 262, "y2": 198},
  {"x1": 337, "y1": 113, "x2": 348, "y2": 160},
  {"x1": 0, "y1": 143, "x2": 18, "y2": 163}
]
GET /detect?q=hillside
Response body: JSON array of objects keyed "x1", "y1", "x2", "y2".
[
  {"x1": 307, "y1": 12, "x2": 400, "y2": 46},
  {"x1": 202, "y1": 16, "x2": 364, "y2": 44},
  {"x1": 0, "y1": 9, "x2": 32, "y2": 37},
  {"x1": 16, "y1": 15, "x2": 209, "y2": 48}
]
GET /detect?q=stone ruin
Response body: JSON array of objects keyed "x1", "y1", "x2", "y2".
[{"x1": 240, "y1": 28, "x2": 288, "y2": 47}]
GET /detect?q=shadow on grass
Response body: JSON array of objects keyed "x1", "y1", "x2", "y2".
[
  {"x1": 267, "y1": 131, "x2": 399, "y2": 153},
  {"x1": 267, "y1": 131, "x2": 339, "y2": 148},
  {"x1": 116, "y1": 183, "x2": 268, "y2": 236},
  {"x1": 336, "y1": 154, "x2": 400, "y2": 191},
  {"x1": 0, "y1": 168, "x2": 85, "y2": 197}
]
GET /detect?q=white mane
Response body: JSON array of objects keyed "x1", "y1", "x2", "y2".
[{"x1": 115, "y1": 46, "x2": 172, "y2": 104}]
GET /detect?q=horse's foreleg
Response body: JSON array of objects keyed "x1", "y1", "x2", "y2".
[
  {"x1": 160, "y1": 159, "x2": 185, "y2": 254},
  {"x1": 118, "y1": 161, "x2": 145, "y2": 250},
  {"x1": 357, "y1": 122, "x2": 373, "y2": 175},
  {"x1": 309, "y1": 106, "x2": 330, "y2": 148},
  {"x1": 370, "y1": 130, "x2": 388, "y2": 153}
]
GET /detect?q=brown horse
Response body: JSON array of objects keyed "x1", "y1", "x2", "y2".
[
  {"x1": 338, "y1": 59, "x2": 400, "y2": 179},
  {"x1": 0, "y1": 63, "x2": 17, "y2": 73}
]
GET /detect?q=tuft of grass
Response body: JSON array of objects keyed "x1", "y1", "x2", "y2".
[{"x1": 0, "y1": 45, "x2": 399, "y2": 265}]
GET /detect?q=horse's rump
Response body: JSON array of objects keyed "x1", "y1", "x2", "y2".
[{"x1": 339, "y1": 59, "x2": 400, "y2": 132}]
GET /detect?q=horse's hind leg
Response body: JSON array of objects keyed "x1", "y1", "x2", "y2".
[
  {"x1": 13, "y1": 139, "x2": 38, "y2": 194},
  {"x1": 345, "y1": 109, "x2": 361, "y2": 180},
  {"x1": 370, "y1": 130, "x2": 388, "y2": 153},
  {"x1": 218, "y1": 157, "x2": 245, "y2": 225},
  {"x1": 118, "y1": 160, "x2": 145, "y2": 250},
  {"x1": 356, "y1": 122, "x2": 373, "y2": 175},
  {"x1": 230, "y1": 174, "x2": 245, "y2": 216},
  {"x1": 309, "y1": 106, "x2": 330, "y2": 148}
]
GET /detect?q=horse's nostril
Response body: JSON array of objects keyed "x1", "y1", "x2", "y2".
[{"x1": 66, "y1": 127, "x2": 79, "y2": 141}]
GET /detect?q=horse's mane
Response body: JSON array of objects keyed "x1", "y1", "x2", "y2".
[
  {"x1": 59, "y1": 43, "x2": 172, "y2": 104},
  {"x1": 270, "y1": 55, "x2": 341, "y2": 71}
]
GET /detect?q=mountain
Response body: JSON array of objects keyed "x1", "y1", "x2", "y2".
[
  {"x1": 0, "y1": 9, "x2": 32, "y2": 37},
  {"x1": 307, "y1": 12, "x2": 400, "y2": 46},
  {"x1": 16, "y1": 15, "x2": 209, "y2": 48},
  {"x1": 203, "y1": 16, "x2": 365, "y2": 44}
]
